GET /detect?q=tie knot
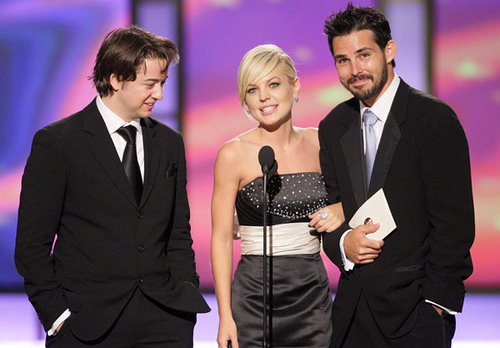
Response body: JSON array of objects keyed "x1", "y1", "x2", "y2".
[
  {"x1": 363, "y1": 109, "x2": 378, "y2": 127},
  {"x1": 116, "y1": 125, "x2": 137, "y2": 144}
]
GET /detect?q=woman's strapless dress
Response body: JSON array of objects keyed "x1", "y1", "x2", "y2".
[{"x1": 232, "y1": 172, "x2": 333, "y2": 348}]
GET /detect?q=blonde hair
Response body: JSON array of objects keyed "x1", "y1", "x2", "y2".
[{"x1": 237, "y1": 44, "x2": 298, "y2": 106}]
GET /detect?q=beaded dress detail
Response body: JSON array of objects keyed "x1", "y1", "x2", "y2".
[{"x1": 236, "y1": 172, "x2": 328, "y2": 226}]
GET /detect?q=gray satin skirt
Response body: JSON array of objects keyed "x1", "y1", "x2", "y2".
[{"x1": 231, "y1": 253, "x2": 333, "y2": 347}]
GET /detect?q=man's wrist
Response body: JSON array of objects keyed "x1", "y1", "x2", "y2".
[{"x1": 339, "y1": 230, "x2": 354, "y2": 271}]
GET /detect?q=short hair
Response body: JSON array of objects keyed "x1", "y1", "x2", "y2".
[
  {"x1": 237, "y1": 44, "x2": 297, "y2": 106},
  {"x1": 92, "y1": 25, "x2": 179, "y2": 97},
  {"x1": 324, "y1": 3, "x2": 395, "y2": 67}
]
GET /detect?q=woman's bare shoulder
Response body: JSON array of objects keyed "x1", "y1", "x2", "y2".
[
  {"x1": 294, "y1": 126, "x2": 318, "y2": 134},
  {"x1": 294, "y1": 126, "x2": 319, "y2": 146},
  {"x1": 216, "y1": 129, "x2": 259, "y2": 164}
]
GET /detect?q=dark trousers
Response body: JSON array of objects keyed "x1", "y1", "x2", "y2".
[
  {"x1": 46, "y1": 289, "x2": 196, "y2": 348},
  {"x1": 341, "y1": 293, "x2": 455, "y2": 348}
]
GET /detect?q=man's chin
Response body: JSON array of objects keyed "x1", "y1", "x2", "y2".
[
  {"x1": 350, "y1": 87, "x2": 376, "y2": 102},
  {"x1": 351, "y1": 91, "x2": 369, "y2": 100}
]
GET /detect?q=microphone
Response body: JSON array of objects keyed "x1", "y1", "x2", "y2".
[
  {"x1": 258, "y1": 145, "x2": 277, "y2": 176},
  {"x1": 257, "y1": 145, "x2": 278, "y2": 347}
]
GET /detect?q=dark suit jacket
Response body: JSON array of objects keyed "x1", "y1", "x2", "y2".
[
  {"x1": 319, "y1": 80, "x2": 474, "y2": 343},
  {"x1": 15, "y1": 99, "x2": 210, "y2": 341}
]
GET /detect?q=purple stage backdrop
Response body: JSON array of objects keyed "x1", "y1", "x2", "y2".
[{"x1": 0, "y1": 0, "x2": 499, "y2": 291}]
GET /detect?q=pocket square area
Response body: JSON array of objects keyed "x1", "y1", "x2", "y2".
[{"x1": 166, "y1": 163, "x2": 178, "y2": 177}]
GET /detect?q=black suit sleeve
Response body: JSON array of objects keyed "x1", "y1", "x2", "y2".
[
  {"x1": 166, "y1": 134, "x2": 200, "y2": 287},
  {"x1": 318, "y1": 120, "x2": 349, "y2": 272},
  {"x1": 15, "y1": 127, "x2": 68, "y2": 331},
  {"x1": 421, "y1": 107, "x2": 474, "y2": 311}
]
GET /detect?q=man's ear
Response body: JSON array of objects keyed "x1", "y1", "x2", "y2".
[
  {"x1": 109, "y1": 74, "x2": 122, "y2": 91},
  {"x1": 385, "y1": 40, "x2": 396, "y2": 65}
]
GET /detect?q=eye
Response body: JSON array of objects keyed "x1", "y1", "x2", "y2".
[
  {"x1": 336, "y1": 58, "x2": 348, "y2": 65},
  {"x1": 270, "y1": 82, "x2": 280, "y2": 88},
  {"x1": 360, "y1": 52, "x2": 371, "y2": 59},
  {"x1": 247, "y1": 87, "x2": 257, "y2": 94}
]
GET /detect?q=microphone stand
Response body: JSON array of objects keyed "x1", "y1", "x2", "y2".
[
  {"x1": 258, "y1": 145, "x2": 276, "y2": 348},
  {"x1": 262, "y1": 165, "x2": 269, "y2": 348}
]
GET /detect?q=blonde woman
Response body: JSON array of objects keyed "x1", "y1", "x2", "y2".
[{"x1": 211, "y1": 44, "x2": 344, "y2": 348}]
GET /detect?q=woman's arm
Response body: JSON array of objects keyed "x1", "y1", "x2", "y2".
[{"x1": 211, "y1": 142, "x2": 242, "y2": 348}]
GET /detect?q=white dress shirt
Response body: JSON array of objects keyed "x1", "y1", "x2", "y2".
[{"x1": 96, "y1": 95, "x2": 145, "y2": 181}]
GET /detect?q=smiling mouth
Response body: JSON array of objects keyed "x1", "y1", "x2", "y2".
[
  {"x1": 348, "y1": 75, "x2": 372, "y2": 87},
  {"x1": 260, "y1": 105, "x2": 276, "y2": 115}
]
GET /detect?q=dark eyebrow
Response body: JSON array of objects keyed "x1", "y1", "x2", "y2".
[
  {"x1": 144, "y1": 76, "x2": 168, "y2": 83},
  {"x1": 334, "y1": 47, "x2": 374, "y2": 60},
  {"x1": 354, "y1": 47, "x2": 374, "y2": 54}
]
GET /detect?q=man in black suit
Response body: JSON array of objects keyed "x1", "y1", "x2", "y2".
[
  {"x1": 15, "y1": 26, "x2": 209, "y2": 347},
  {"x1": 318, "y1": 4, "x2": 474, "y2": 347}
]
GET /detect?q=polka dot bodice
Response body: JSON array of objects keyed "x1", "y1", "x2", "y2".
[{"x1": 236, "y1": 172, "x2": 327, "y2": 226}]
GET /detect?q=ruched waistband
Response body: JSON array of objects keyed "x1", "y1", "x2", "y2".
[{"x1": 238, "y1": 222, "x2": 320, "y2": 256}]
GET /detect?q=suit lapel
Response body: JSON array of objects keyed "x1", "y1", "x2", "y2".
[
  {"x1": 83, "y1": 100, "x2": 138, "y2": 207},
  {"x1": 340, "y1": 108, "x2": 366, "y2": 207},
  {"x1": 368, "y1": 81, "x2": 409, "y2": 195},
  {"x1": 369, "y1": 114, "x2": 401, "y2": 195},
  {"x1": 140, "y1": 118, "x2": 162, "y2": 208}
]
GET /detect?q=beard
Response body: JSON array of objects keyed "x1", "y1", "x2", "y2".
[{"x1": 343, "y1": 64, "x2": 388, "y2": 103}]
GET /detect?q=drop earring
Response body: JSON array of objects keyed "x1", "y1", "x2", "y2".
[{"x1": 294, "y1": 96, "x2": 299, "y2": 103}]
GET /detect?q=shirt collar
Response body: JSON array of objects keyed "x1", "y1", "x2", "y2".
[
  {"x1": 359, "y1": 73, "x2": 400, "y2": 123},
  {"x1": 96, "y1": 95, "x2": 142, "y2": 135}
]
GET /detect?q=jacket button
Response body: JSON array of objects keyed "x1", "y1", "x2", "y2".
[
  {"x1": 137, "y1": 212, "x2": 144, "y2": 219},
  {"x1": 138, "y1": 244, "x2": 145, "y2": 253}
]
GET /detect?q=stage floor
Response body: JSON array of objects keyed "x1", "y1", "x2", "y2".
[{"x1": 1, "y1": 292, "x2": 499, "y2": 347}]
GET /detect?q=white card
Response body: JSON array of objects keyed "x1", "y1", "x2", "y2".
[{"x1": 348, "y1": 189, "x2": 397, "y2": 240}]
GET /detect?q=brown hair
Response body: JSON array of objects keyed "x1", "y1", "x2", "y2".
[
  {"x1": 92, "y1": 25, "x2": 179, "y2": 97},
  {"x1": 324, "y1": 3, "x2": 395, "y2": 67}
]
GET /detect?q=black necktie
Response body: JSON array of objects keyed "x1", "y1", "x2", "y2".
[{"x1": 116, "y1": 125, "x2": 143, "y2": 204}]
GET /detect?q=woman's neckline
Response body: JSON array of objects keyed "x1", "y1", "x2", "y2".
[{"x1": 238, "y1": 172, "x2": 322, "y2": 192}]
